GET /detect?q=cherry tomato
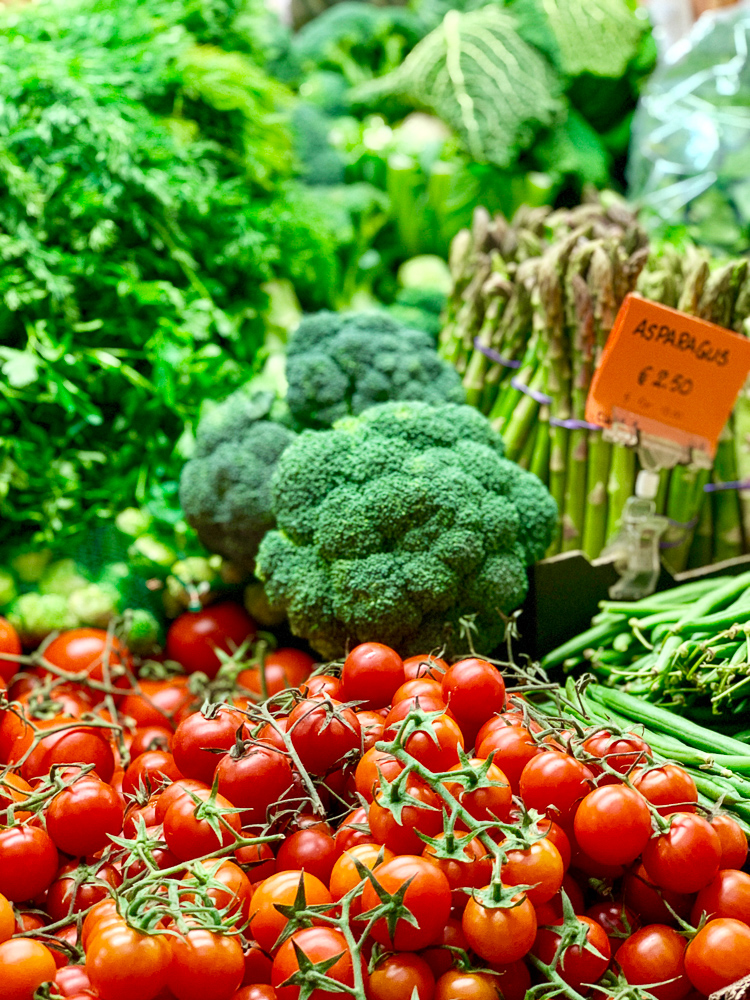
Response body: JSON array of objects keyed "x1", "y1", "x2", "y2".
[
  {"x1": 419, "y1": 918, "x2": 468, "y2": 980},
  {"x1": 476, "y1": 724, "x2": 541, "y2": 794},
  {"x1": 403, "y1": 655, "x2": 448, "y2": 681},
  {"x1": 422, "y1": 834, "x2": 492, "y2": 908},
  {"x1": 482, "y1": 961, "x2": 530, "y2": 1000},
  {"x1": 188, "y1": 859, "x2": 253, "y2": 922},
  {"x1": 46, "y1": 860, "x2": 122, "y2": 923},
  {"x1": 0, "y1": 825, "x2": 58, "y2": 901},
  {"x1": 434, "y1": 969, "x2": 500, "y2": 1000},
  {"x1": 502, "y1": 837, "x2": 564, "y2": 906},
  {"x1": 334, "y1": 807, "x2": 374, "y2": 854},
  {"x1": 153, "y1": 778, "x2": 210, "y2": 825},
  {"x1": 0, "y1": 891, "x2": 13, "y2": 943},
  {"x1": 54, "y1": 963, "x2": 93, "y2": 997},
  {"x1": 249, "y1": 871, "x2": 333, "y2": 954},
  {"x1": 341, "y1": 642, "x2": 404, "y2": 710},
  {"x1": 441, "y1": 658, "x2": 506, "y2": 743},
  {"x1": 46, "y1": 775, "x2": 124, "y2": 856},
  {"x1": 276, "y1": 828, "x2": 339, "y2": 885},
  {"x1": 329, "y1": 844, "x2": 394, "y2": 914},
  {"x1": 519, "y1": 752, "x2": 594, "y2": 825},
  {"x1": 355, "y1": 748, "x2": 403, "y2": 803},
  {"x1": 0, "y1": 616, "x2": 22, "y2": 683},
  {"x1": 122, "y1": 750, "x2": 182, "y2": 797},
  {"x1": 0, "y1": 937, "x2": 57, "y2": 1000},
  {"x1": 581, "y1": 731, "x2": 651, "y2": 779},
  {"x1": 242, "y1": 939, "x2": 274, "y2": 986},
  {"x1": 233, "y1": 987, "x2": 278, "y2": 1000},
  {"x1": 369, "y1": 775, "x2": 444, "y2": 855},
  {"x1": 642, "y1": 813, "x2": 721, "y2": 894},
  {"x1": 361, "y1": 855, "x2": 451, "y2": 951},
  {"x1": 368, "y1": 952, "x2": 435, "y2": 1000},
  {"x1": 355, "y1": 710, "x2": 386, "y2": 753},
  {"x1": 166, "y1": 603, "x2": 256, "y2": 679},
  {"x1": 287, "y1": 699, "x2": 361, "y2": 776},
  {"x1": 533, "y1": 916, "x2": 611, "y2": 990},
  {"x1": 586, "y1": 901, "x2": 640, "y2": 956},
  {"x1": 86, "y1": 920, "x2": 173, "y2": 1000},
  {"x1": 684, "y1": 918, "x2": 750, "y2": 995},
  {"x1": 402, "y1": 713, "x2": 464, "y2": 773},
  {"x1": 163, "y1": 786, "x2": 242, "y2": 860},
  {"x1": 615, "y1": 924, "x2": 689, "y2": 1000},
  {"x1": 392, "y1": 678, "x2": 444, "y2": 706},
  {"x1": 42, "y1": 628, "x2": 129, "y2": 686},
  {"x1": 574, "y1": 785, "x2": 652, "y2": 866},
  {"x1": 622, "y1": 862, "x2": 694, "y2": 926},
  {"x1": 299, "y1": 675, "x2": 341, "y2": 700},
  {"x1": 119, "y1": 677, "x2": 194, "y2": 730},
  {"x1": 633, "y1": 765, "x2": 698, "y2": 817},
  {"x1": 237, "y1": 649, "x2": 315, "y2": 698},
  {"x1": 172, "y1": 706, "x2": 246, "y2": 784},
  {"x1": 710, "y1": 813, "x2": 748, "y2": 869},
  {"x1": 445, "y1": 758, "x2": 512, "y2": 824},
  {"x1": 692, "y1": 869, "x2": 750, "y2": 926},
  {"x1": 235, "y1": 842, "x2": 277, "y2": 884},
  {"x1": 216, "y1": 743, "x2": 294, "y2": 828},
  {"x1": 17, "y1": 723, "x2": 115, "y2": 784},
  {"x1": 128, "y1": 725, "x2": 172, "y2": 758},
  {"x1": 462, "y1": 890, "x2": 537, "y2": 965},
  {"x1": 271, "y1": 927, "x2": 358, "y2": 1000},
  {"x1": 169, "y1": 928, "x2": 245, "y2": 1000}
]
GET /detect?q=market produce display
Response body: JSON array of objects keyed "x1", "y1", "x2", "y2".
[
  {"x1": 3, "y1": 609, "x2": 750, "y2": 1000},
  {"x1": 439, "y1": 195, "x2": 750, "y2": 568}
]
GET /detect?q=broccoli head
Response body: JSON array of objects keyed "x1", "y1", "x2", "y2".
[
  {"x1": 256, "y1": 401, "x2": 557, "y2": 658},
  {"x1": 286, "y1": 311, "x2": 465, "y2": 429},
  {"x1": 180, "y1": 390, "x2": 296, "y2": 573}
]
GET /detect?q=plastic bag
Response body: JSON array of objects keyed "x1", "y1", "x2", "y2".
[{"x1": 629, "y1": 4, "x2": 750, "y2": 252}]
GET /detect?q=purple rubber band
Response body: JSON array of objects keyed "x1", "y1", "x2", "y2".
[
  {"x1": 510, "y1": 376, "x2": 553, "y2": 406},
  {"x1": 704, "y1": 479, "x2": 750, "y2": 493},
  {"x1": 659, "y1": 515, "x2": 699, "y2": 549},
  {"x1": 548, "y1": 417, "x2": 603, "y2": 430},
  {"x1": 473, "y1": 337, "x2": 521, "y2": 369}
]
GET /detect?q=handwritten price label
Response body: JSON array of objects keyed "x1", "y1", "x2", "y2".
[{"x1": 586, "y1": 294, "x2": 750, "y2": 458}]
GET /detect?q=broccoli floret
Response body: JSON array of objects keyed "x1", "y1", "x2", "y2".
[
  {"x1": 179, "y1": 389, "x2": 296, "y2": 573},
  {"x1": 286, "y1": 311, "x2": 465, "y2": 429},
  {"x1": 256, "y1": 401, "x2": 557, "y2": 658}
]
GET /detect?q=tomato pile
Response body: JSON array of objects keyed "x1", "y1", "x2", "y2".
[{"x1": 1, "y1": 604, "x2": 750, "y2": 1000}]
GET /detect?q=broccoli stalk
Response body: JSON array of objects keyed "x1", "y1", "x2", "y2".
[{"x1": 256, "y1": 401, "x2": 557, "y2": 658}]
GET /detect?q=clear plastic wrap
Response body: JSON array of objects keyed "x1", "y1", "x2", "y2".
[{"x1": 629, "y1": 4, "x2": 750, "y2": 252}]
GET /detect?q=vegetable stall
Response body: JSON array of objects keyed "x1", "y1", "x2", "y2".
[{"x1": 4, "y1": 0, "x2": 750, "y2": 997}]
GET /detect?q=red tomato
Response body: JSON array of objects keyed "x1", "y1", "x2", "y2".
[
  {"x1": 574, "y1": 785, "x2": 652, "y2": 866},
  {"x1": 249, "y1": 871, "x2": 333, "y2": 953},
  {"x1": 172, "y1": 706, "x2": 246, "y2": 784},
  {"x1": 0, "y1": 825, "x2": 58, "y2": 901},
  {"x1": 216, "y1": 743, "x2": 294, "y2": 828},
  {"x1": 119, "y1": 678, "x2": 194, "y2": 730},
  {"x1": 169, "y1": 928, "x2": 245, "y2": 1000},
  {"x1": 444, "y1": 758, "x2": 512, "y2": 824},
  {"x1": 233, "y1": 988, "x2": 278, "y2": 1000},
  {"x1": 369, "y1": 776, "x2": 444, "y2": 855},
  {"x1": 163, "y1": 787, "x2": 242, "y2": 860},
  {"x1": 0, "y1": 616, "x2": 22, "y2": 683},
  {"x1": 154, "y1": 779, "x2": 210, "y2": 825},
  {"x1": 368, "y1": 952, "x2": 435, "y2": 1000},
  {"x1": 434, "y1": 969, "x2": 499, "y2": 1000},
  {"x1": 128, "y1": 725, "x2": 173, "y2": 758},
  {"x1": 441, "y1": 658, "x2": 506, "y2": 743},
  {"x1": 329, "y1": 844, "x2": 394, "y2": 914},
  {"x1": 392, "y1": 678, "x2": 444, "y2": 706},
  {"x1": 684, "y1": 918, "x2": 750, "y2": 995},
  {"x1": 354, "y1": 748, "x2": 403, "y2": 804},
  {"x1": 419, "y1": 918, "x2": 467, "y2": 980},
  {"x1": 271, "y1": 927, "x2": 358, "y2": 1000},
  {"x1": 287, "y1": 699, "x2": 361, "y2": 776},
  {"x1": 501, "y1": 838, "x2": 564, "y2": 906},
  {"x1": 333, "y1": 807, "x2": 374, "y2": 854},
  {"x1": 0, "y1": 938, "x2": 57, "y2": 1000},
  {"x1": 54, "y1": 964, "x2": 93, "y2": 997},
  {"x1": 622, "y1": 862, "x2": 694, "y2": 926},
  {"x1": 122, "y1": 750, "x2": 182, "y2": 798},
  {"x1": 422, "y1": 834, "x2": 492, "y2": 908},
  {"x1": 692, "y1": 869, "x2": 750, "y2": 926},
  {"x1": 46, "y1": 776, "x2": 124, "y2": 856},
  {"x1": 586, "y1": 901, "x2": 640, "y2": 956},
  {"x1": 166, "y1": 603, "x2": 256, "y2": 679},
  {"x1": 341, "y1": 642, "x2": 404, "y2": 710},
  {"x1": 46, "y1": 860, "x2": 122, "y2": 923},
  {"x1": 299, "y1": 675, "x2": 341, "y2": 700},
  {"x1": 356, "y1": 710, "x2": 386, "y2": 752},
  {"x1": 235, "y1": 842, "x2": 277, "y2": 884},
  {"x1": 402, "y1": 713, "x2": 464, "y2": 773},
  {"x1": 402, "y1": 655, "x2": 448, "y2": 681},
  {"x1": 616, "y1": 924, "x2": 690, "y2": 1000},
  {"x1": 276, "y1": 828, "x2": 339, "y2": 885},
  {"x1": 519, "y1": 752, "x2": 594, "y2": 825},
  {"x1": 86, "y1": 921, "x2": 173, "y2": 1000},
  {"x1": 633, "y1": 765, "x2": 698, "y2": 817},
  {"x1": 642, "y1": 813, "x2": 721, "y2": 894},
  {"x1": 581, "y1": 731, "x2": 651, "y2": 780},
  {"x1": 242, "y1": 940, "x2": 274, "y2": 986},
  {"x1": 533, "y1": 916, "x2": 611, "y2": 990},
  {"x1": 187, "y1": 859, "x2": 254, "y2": 922},
  {"x1": 237, "y1": 649, "x2": 315, "y2": 699},
  {"x1": 476, "y1": 724, "x2": 541, "y2": 794},
  {"x1": 0, "y1": 891, "x2": 13, "y2": 943},
  {"x1": 361, "y1": 855, "x2": 451, "y2": 951},
  {"x1": 15, "y1": 723, "x2": 115, "y2": 784},
  {"x1": 462, "y1": 891, "x2": 537, "y2": 965},
  {"x1": 710, "y1": 813, "x2": 748, "y2": 869},
  {"x1": 42, "y1": 628, "x2": 129, "y2": 686}
]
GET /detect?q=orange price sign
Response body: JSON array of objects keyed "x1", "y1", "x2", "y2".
[{"x1": 585, "y1": 294, "x2": 750, "y2": 459}]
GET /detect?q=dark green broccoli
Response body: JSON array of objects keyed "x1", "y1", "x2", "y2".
[
  {"x1": 256, "y1": 401, "x2": 557, "y2": 658},
  {"x1": 286, "y1": 311, "x2": 465, "y2": 429},
  {"x1": 180, "y1": 390, "x2": 296, "y2": 573},
  {"x1": 290, "y1": 103, "x2": 346, "y2": 187}
]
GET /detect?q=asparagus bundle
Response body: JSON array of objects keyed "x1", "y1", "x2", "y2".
[{"x1": 439, "y1": 194, "x2": 750, "y2": 569}]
